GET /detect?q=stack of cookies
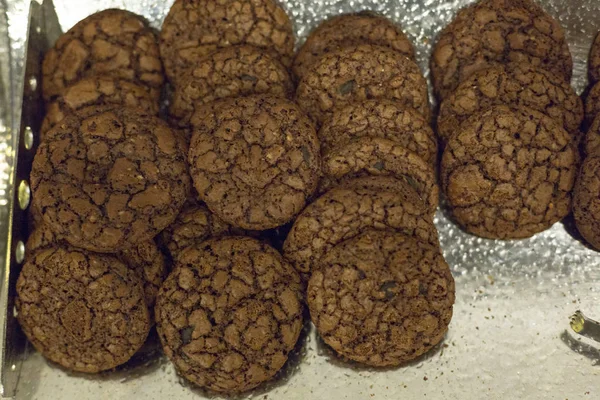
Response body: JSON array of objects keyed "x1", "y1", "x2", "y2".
[
  {"x1": 572, "y1": 34, "x2": 600, "y2": 251},
  {"x1": 432, "y1": 0, "x2": 581, "y2": 240},
  {"x1": 21, "y1": 9, "x2": 178, "y2": 373}
]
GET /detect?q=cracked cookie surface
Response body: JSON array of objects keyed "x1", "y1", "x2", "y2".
[
  {"x1": 585, "y1": 114, "x2": 600, "y2": 157},
  {"x1": 30, "y1": 106, "x2": 190, "y2": 253},
  {"x1": 170, "y1": 45, "x2": 293, "y2": 129},
  {"x1": 318, "y1": 100, "x2": 437, "y2": 164},
  {"x1": 42, "y1": 75, "x2": 158, "y2": 139},
  {"x1": 155, "y1": 237, "x2": 303, "y2": 394},
  {"x1": 188, "y1": 96, "x2": 320, "y2": 230},
  {"x1": 16, "y1": 244, "x2": 150, "y2": 373},
  {"x1": 441, "y1": 105, "x2": 577, "y2": 239},
  {"x1": 438, "y1": 62, "x2": 583, "y2": 142},
  {"x1": 320, "y1": 137, "x2": 438, "y2": 216},
  {"x1": 292, "y1": 13, "x2": 415, "y2": 81},
  {"x1": 296, "y1": 44, "x2": 429, "y2": 125},
  {"x1": 573, "y1": 156, "x2": 600, "y2": 250},
  {"x1": 42, "y1": 9, "x2": 163, "y2": 102},
  {"x1": 589, "y1": 32, "x2": 600, "y2": 83},
  {"x1": 283, "y1": 185, "x2": 438, "y2": 275},
  {"x1": 584, "y1": 80, "x2": 600, "y2": 127},
  {"x1": 431, "y1": 0, "x2": 572, "y2": 99},
  {"x1": 308, "y1": 230, "x2": 454, "y2": 367},
  {"x1": 159, "y1": 0, "x2": 294, "y2": 84}
]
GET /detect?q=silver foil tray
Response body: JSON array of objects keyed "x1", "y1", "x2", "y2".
[{"x1": 2, "y1": 0, "x2": 600, "y2": 399}]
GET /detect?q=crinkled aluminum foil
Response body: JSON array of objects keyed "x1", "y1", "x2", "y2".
[{"x1": 2, "y1": 0, "x2": 600, "y2": 399}]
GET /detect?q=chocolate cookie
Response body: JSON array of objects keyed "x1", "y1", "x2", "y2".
[
  {"x1": 155, "y1": 237, "x2": 303, "y2": 393},
  {"x1": 584, "y1": 81, "x2": 600, "y2": 127},
  {"x1": 188, "y1": 96, "x2": 320, "y2": 230},
  {"x1": 438, "y1": 62, "x2": 583, "y2": 142},
  {"x1": 292, "y1": 13, "x2": 415, "y2": 81},
  {"x1": 170, "y1": 45, "x2": 293, "y2": 128},
  {"x1": 42, "y1": 76, "x2": 159, "y2": 139},
  {"x1": 318, "y1": 100, "x2": 437, "y2": 164},
  {"x1": 42, "y1": 9, "x2": 163, "y2": 102},
  {"x1": 585, "y1": 114, "x2": 600, "y2": 157},
  {"x1": 441, "y1": 105, "x2": 577, "y2": 239},
  {"x1": 431, "y1": 0, "x2": 572, "y2": 99},
  {"x1": 296, "y1": 44, "x2": 429, "y2": 125},
  {"x1": 589, "y1": 31, "x2": 600, "y2": 83},
  {"x1": 157, "y1": 202, "x2": 248, "y2": 261},
  {"x1": 159, "y1": 0, "x2": 295, "y2": 84},
  {"x1": 16, "y1": 244, "x2": 150, "y2": 373},
  {"x1": 30, "y1": 106, "x2": 190, "y2": 253},
  {"x1": 283, "y1": 186, "x2": 438, "y2": 274},
  {"x1": 573, "y1": 156, "x2": 600, "y2": 250},
  {"x1": 320, "y1": 137, "x2": 439, "y2": 216},
  {"x1": 308, "y1": 230, "x2": 454, "y2": 367},
  {"x1": 25, "y1": 223, "x2": 167, "y2": 314}
]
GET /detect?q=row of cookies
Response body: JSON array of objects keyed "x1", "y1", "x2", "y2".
[
  {"x1": 431, "y1": 0, "x2": 580, "y2": 240},
  {"x1": 571, "y1": 35, "x2": 600, "y2": 251}
]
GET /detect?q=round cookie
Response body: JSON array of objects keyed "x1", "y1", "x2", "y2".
[
  {"x1": 159, "y1": 0, "x2": 295, "y2": 84},
  {"x1": 320, "y1": 137, "x2": 439, "y2": 216},
  {"x1": 573, "y1": 156, "x2": 600, "y2": 250},
  {"x1": 585, "y1": 114, "x2": 600, "y2": 157},
  {"x1": 318, "y1": 100, "x2": 437, "y2": 164},
  {"x1": 296, "y1": 44, "x2": 430, "y2": 125},
  {"x1": 155, "y1": 237, "x2": 303, "y2": 394},
  {"x1": 308, "y1": 230, "x2": 455, "y2": 367},
  {"x1": 283, "y1": 186, "x2": 438, "y2": 274},
  {"x1": 188, "y1": 96, "x2": 321, "y2": 230},
  {"x1": 589, "y1": 31, "x2": 600, "y2": 83},
  {"x1": 584, "y1": 80, "x2": 600, "y2": 127},
  {"x1": 25, "y1": 223, "x2": 167, "y2": 314},
  {"x1": 170, "y1": 45, "x2": 293, "y2": 128},
  {"x1": 41, "y1": 76, "x2": 159, "y2": 139},
  {"x1": 441, "y1": 105, "x2": 577, "y2": 239},
  {"x1": 431, "y1": 0, "x2": 572, "y2": 99},
  {"x1": 16, "y1": 244, "x2": 150, "y2": 373},
  {"x1": 437, "y1": 62, "x2": 583, "y2": 142},
  {"x1": 42, "y1": 9, "x2": 163, "y2": 102},
  {"x1": 292, "y1": 13, "x2": 415, "y2": 81},
  {"x1": 157, "y1": 202, "x2": 249, "y2": 261},
  {"x1": 30, "y1": 106, "x2": 190, "y2": 253}
]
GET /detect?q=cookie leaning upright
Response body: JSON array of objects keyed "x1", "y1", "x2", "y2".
[
  {"x1": 431, "y1": 0, "x2": 572, "y2": 99},
  {"x1": 30, "y1": 106, "x2": 190, "y2": 253},
  {"x1": 16, "y1": 244, "x2": 150, "y2": 373},
  {"x1": 188, "y1": 95, "x2": 321, "y2": 230},
  {"x1": 155, "y1": 237, "x2": 303, "y2": 394},
  {"x1": 296, "y1": 43, "x2": 430, "y2": 125},
  {"x1": 42, "y1": 9, "x2": 163, "y2": 102},
  {"x1": 573, "y1": 156, "x2": 600, "y2": 250},
  {"x1": 308, "y1": 230, "x2": 455, "y2": 367},
  {"x1": 159, "y1": 0, "x2": 295, "y2": 84},
  {"x1": 292, "y1": 12, "x2": 415, "y2": 81},
  {"x1": 441, "y1": 105, "x2": 578, "y2": 239}
]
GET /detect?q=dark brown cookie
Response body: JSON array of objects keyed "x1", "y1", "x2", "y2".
[
  {"x1": 585, "y1": 114, "x2": 600, "y2": 157},
  {"x1": 318, "y1": 100, "x2": 437, "y2": 164},
  {"x1": 320, "y1": 137, "x2": 439, "y2": 216},
  {"x1": 188, "y1": 96, "x2": 320, "y2": 230},
  {"x1": 584, "y1": 80, "x2": 600, "y2": 127},
  {"x1": 26, "y1": 223, "x2": 167, "y2": 315},
  {"x1": 589, "y1": 31, "x2": 600, "y2": 83},
  {"x1": 308, "y1": 230, "x2": 454, "y2": 367},
  {"x1": 441, "y1": 105, "x2": 577, "y2": 239},
  {"x1": 159, "y1": 0, "x2": 295, "y2": 84},
  {"x1": 155, "y1": 237, "x2": 303, "y2": 394},
  {"x1": 170, "y1": 45, "x2": 293, "y2": 128},
  {"x1": 296, "y1": 44, "x2": 430, "y2": 125},
  {"x1": 292, "y1": 13, "x2": 415, "y2": 81},
  {"x1": 42, "y1": 75, "x2": 159, "y2": 139},
  {"x1": 16, "y1": 244, "x2": 150, "y2": 373},
  {"x1": 431, "y1": 0, "x2": 572, "y2": 99},
  {"x1": 42, "y1": 9, "x2": 163, "y2": 102},
  {"x1": 283, "y1": 186, "x2": 438, "y2": 274},
  {"x1": 157, "y1": 202, "x2": 248, "y2": 261},
  {"x1": 573, "y1": 156, "x2": 600, "y2": 250},
  {"x1": 438, "y1": 62, "x2": 583, "y2": 142},
  {"x1": 30, "y1": 106, "x2": 190, "y2": 253}
]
